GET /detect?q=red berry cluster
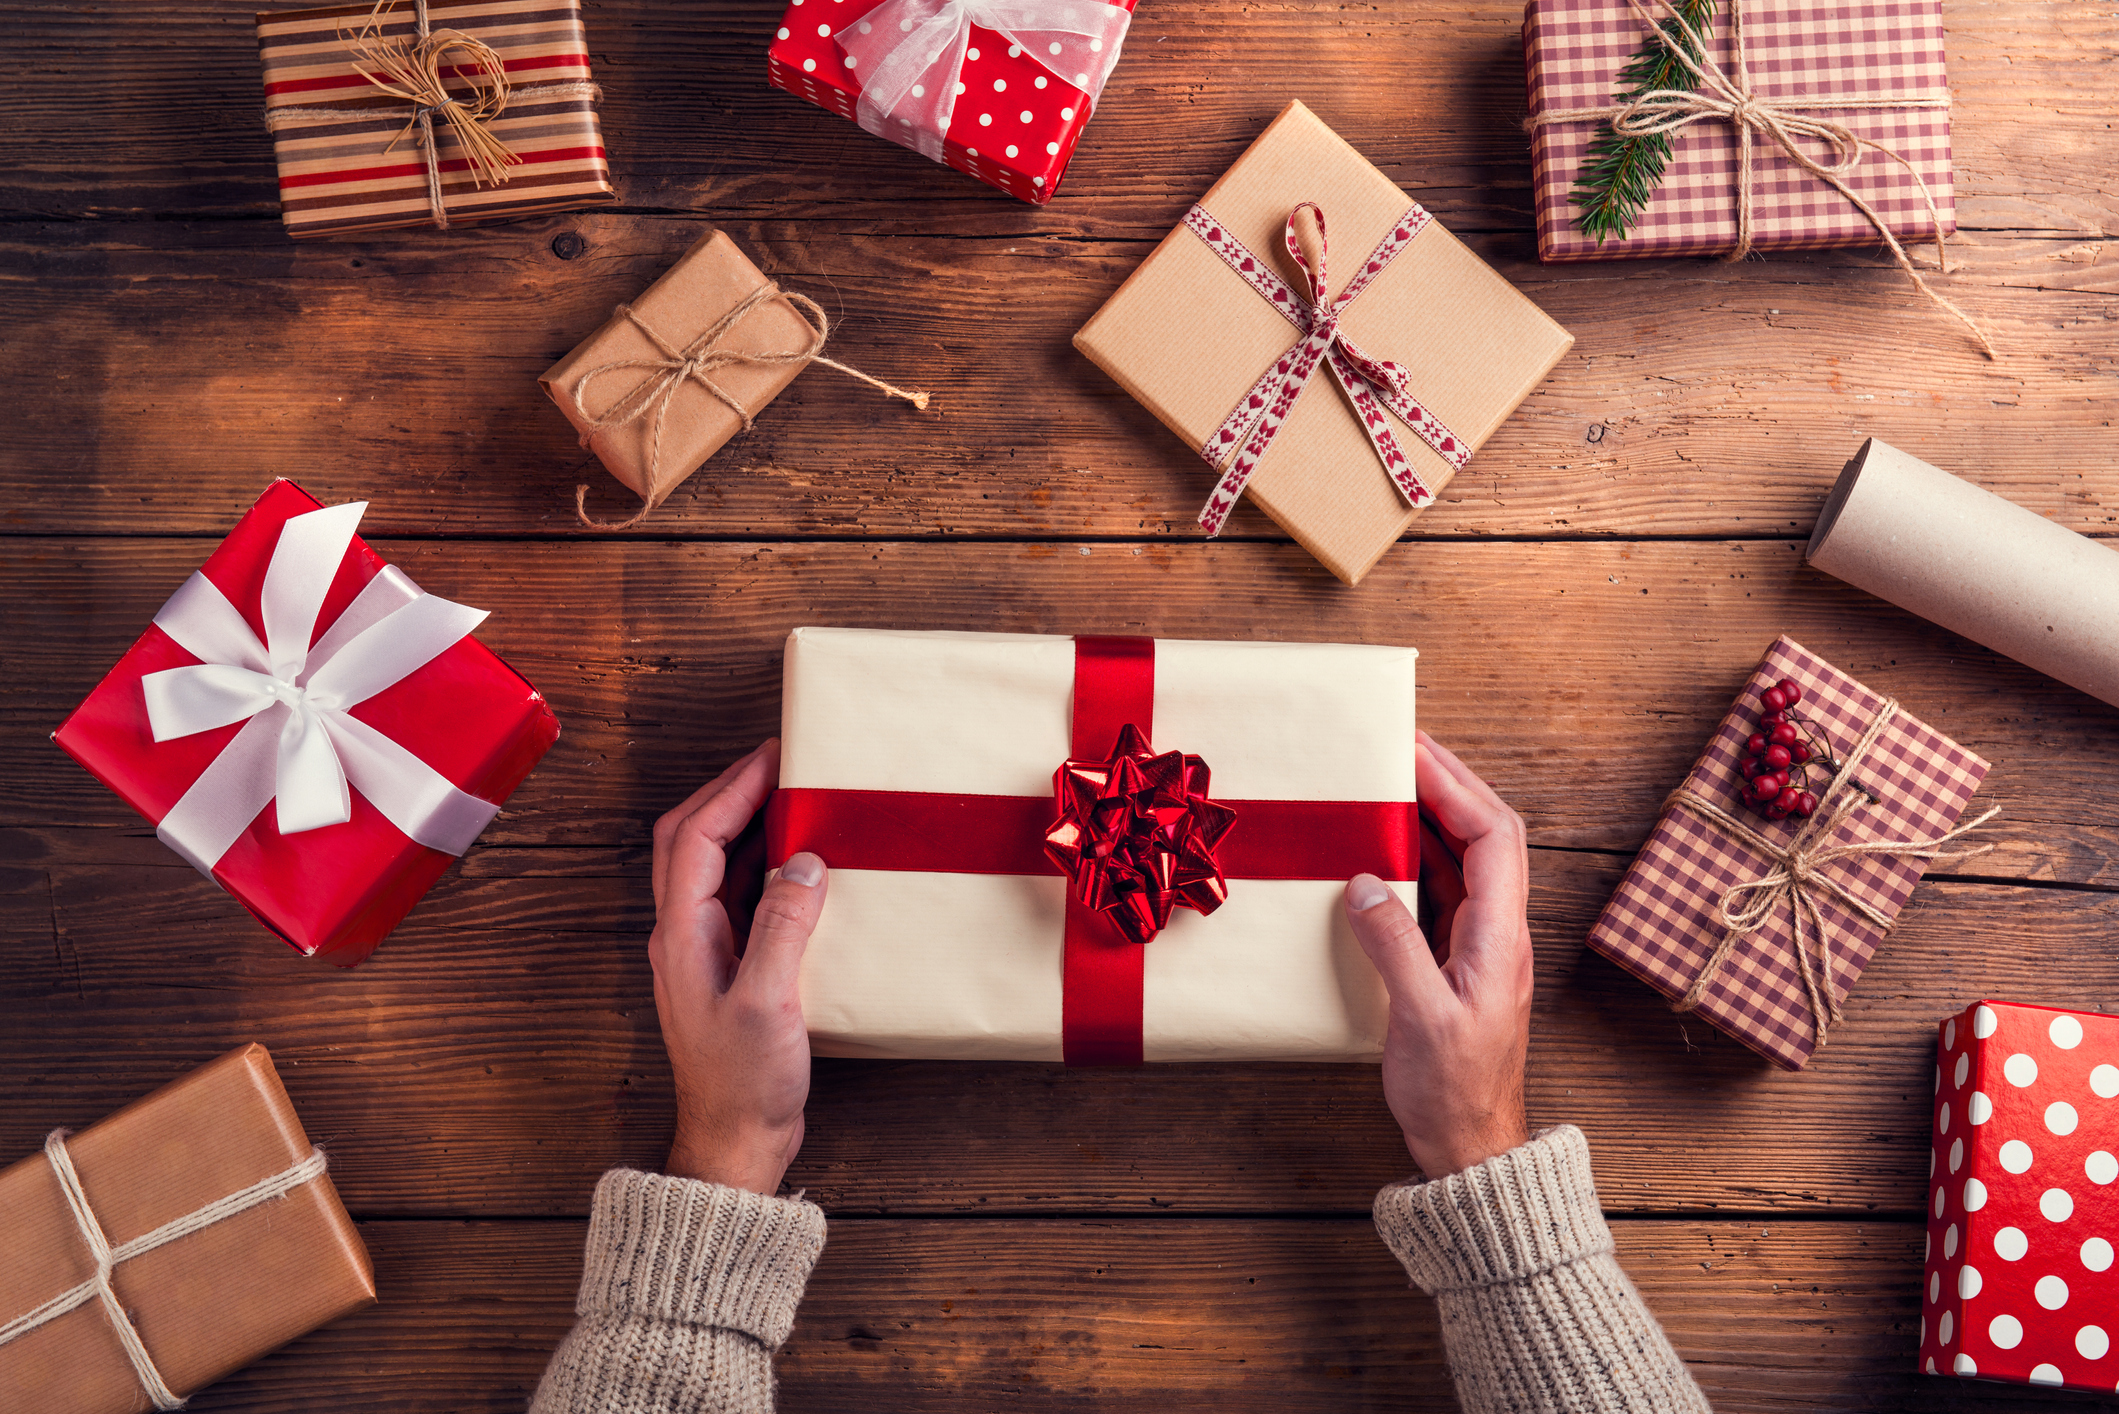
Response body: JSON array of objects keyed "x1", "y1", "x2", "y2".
[{"x1": 1737, "y1": 678, "x2": 1825, "y2": 821}]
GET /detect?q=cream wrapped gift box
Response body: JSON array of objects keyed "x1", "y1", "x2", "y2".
[{"x1": 764, "y1": 628, "x2": 1417, "y2": 1063}]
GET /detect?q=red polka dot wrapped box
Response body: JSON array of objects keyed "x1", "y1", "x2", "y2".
[
  {"x1": 1586, "y1": 636, "x2": 1990, "y2": 1070},
  {"x1": 1921, "y1": 1001, "x2": 2119, "y2": 1393},
  {"x1": 766, "y1": 0, "x2": 1138, "y2": 204},
  {"x1": 1522, "y1": 0, "x2": 1954, "y2": 261}
]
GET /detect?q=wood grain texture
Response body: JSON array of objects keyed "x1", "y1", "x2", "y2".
[
  {"x1": 174, "y1": 1217, "x2": 2118, "y2": 1413},
  {"x1": 7, "y1": 840, "x2": 2115, "y2": 1218},
  {"x1": 8, "y1": 0, "x2": 2119, "y2": 1406}
]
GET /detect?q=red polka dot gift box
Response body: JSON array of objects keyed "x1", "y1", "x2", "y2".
[
  {"x1": 766, "y1": 0, "x2": 1137, "y2": 204},
  {"x1": 1922, "y1": 1001, "x2": 2119, "y2": 1393}
]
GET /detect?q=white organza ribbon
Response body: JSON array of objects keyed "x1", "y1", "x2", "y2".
[
  {"x1": 835, "y1": 0, "x2": 1132, "y2": 166},
  {"x1": 142, "y1": 500, "x2": 501, "y2": 874}
]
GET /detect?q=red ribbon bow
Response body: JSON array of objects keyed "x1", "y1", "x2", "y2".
[
  {"x1": 1183, "y1": 201, "x2": 1469, "y2": 536},
  {"x1": 1043, "y1": 723, "x2": 1238, "y2": 946}
]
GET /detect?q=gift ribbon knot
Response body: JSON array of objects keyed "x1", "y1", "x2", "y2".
[
  {"x1": 569, "y1": 283, "x2": 929, "y2": 530},
  {"x1": 1043, "y1": 723, "x2": 1237, "y2": 945},
  {"x1": 1183, "y1": 201, "x2": 1468, "y2": 537},
  {"x1": 1526, "y1": 0, "x2": 1994, "y2": 358},
  {"x1": 142, "y1": 499, "x2": 503, "y2": 875},
  {"x1": 0, "y1": 1130, "x2": 329, "y2": 1410},
  {"x1": 833, "y1": 0, "x2": 1133, "y2": 177},
  {"x1": 1667, "y1": 693, "x2": 1999, "y2": 1049}
]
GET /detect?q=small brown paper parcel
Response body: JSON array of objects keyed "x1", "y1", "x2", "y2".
[
  {"x1": 543, "y1": 231, "x2": 819, "y2": 521},
  {"x1": 1075, "y1": 100, "x2": 1576, "y2": 585},
  {"x1": 0, "y1": 1044, "x2": 374, "y2": 1414}
]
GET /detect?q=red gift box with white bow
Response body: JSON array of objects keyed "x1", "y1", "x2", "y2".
[
  {"x1": 53, "y1": 481, "x2": 559, "y2": 965},
  {"x1": 1921, "y1": 1000, "x2": 2119, "y2": 1392},
  {"x1": 766, "y1": 0, "x2": 1137, "y2": 204}
]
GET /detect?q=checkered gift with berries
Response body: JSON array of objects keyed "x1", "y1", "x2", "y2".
[
  {"x1": 1921, "y1": 1001, "x2": 2119, "y2": 1393},
  {"x1": 1588, "y1": 635, "x2": 1993, "y2": 1070}
]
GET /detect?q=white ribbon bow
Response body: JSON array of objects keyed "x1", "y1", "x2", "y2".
[
  {"x1": 142, "y1": 500, "x2": 501, "y2": 874},
  {"x1": 835, "y1": 0, "x2": 1132, "y2": 168}
]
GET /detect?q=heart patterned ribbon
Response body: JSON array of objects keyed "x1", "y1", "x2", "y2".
[
  {"x1": 1184, "y1": 202, "x2": 1471, "y2": 536},
  {"x1": 763, "y1": 636, "x2": 1418, "y2": 1065}
]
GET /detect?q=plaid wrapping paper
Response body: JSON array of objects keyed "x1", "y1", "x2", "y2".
[
  {"x1": 1588, "y1": 636, "x2": 1989, "y2": 1070},
  {"x1": 1523, "y1": 0, "x2": 1955, "y2": 261},
  {"x1": 257, "y1": 0, "x2": 616, "y2": 238}
]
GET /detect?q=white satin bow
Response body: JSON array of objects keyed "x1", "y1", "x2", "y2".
[
  {"x1": 141, "y1": 500, "x2": 501, "y2": 874},
  {"x1": 835, "y1": 0, "x2": 1132, "y2": 168}
]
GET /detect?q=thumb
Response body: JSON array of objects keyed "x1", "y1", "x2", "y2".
[
  {"x1": 739, "y1": 852, "x2": 828, "y2": 1001},
  {"x1": 1345, "y1": 874, "x2": 1444, "y2": 1006}
]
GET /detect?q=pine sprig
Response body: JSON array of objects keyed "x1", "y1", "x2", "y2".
[{"x1": 1570, "y1": 0, "x2": 1718, "y2": 243}]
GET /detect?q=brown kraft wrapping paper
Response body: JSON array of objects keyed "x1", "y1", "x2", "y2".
[
  {"x1": 1587, "y1": 637, "x2": 1989, "y2": 1071},
  {"x1": 1073, "y1": 100, "x2": 1575, "y2": 586},
  {"x1": 1807, "y1": 438, "x2": 2119, "y2": 710},
  {"x1": 541, "y1": 230, "x2": 820, "y2": 515},
  {"x1": 0, "y1": 1045, "x2": 375, "y2": 1413}
]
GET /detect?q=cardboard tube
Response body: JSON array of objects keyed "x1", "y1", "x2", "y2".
[{"x1": 1807, "y1": 438, "x2": 2119, "y2": 707}]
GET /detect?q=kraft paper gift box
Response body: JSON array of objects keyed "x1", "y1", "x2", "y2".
[
  {"x1": 257, "y1": 0, "x2": 616, "y2": 238},
  {"x1": 767, "y1": 0, "x2": 1137, "y2": 204},
  {"x1": 53, "y1": 480, "x2": 560, "y2": 965},
  {"x1": 0, "y1": 1045, "x2": 374, "y2": 1413},
  {"x1": 1522, "y1": 0, "x2": 1953, "y2": 261},
  {"x1": 764, "y1": 626, "x2": 1419, "y2": 1064},
  {"x1": 1587, "y1": 636, "x2": 1991, "y2": 1070},
  {"x1": 1075, "y1": 101, "x2": 1575, "y2": 586},
  {"x1": 1920, "y1": 1001, "x2": 2119, "y2": 1391},
  {"x1": 540, "y1": 231, "x2": 824, "y2": 521}
]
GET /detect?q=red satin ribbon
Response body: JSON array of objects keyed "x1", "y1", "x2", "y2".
[{"x1": 765, "y1": 636, "x2": 1417, "y2": 1066}]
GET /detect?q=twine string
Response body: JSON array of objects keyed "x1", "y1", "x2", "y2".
[
  {"x1": 0, "y1": 1130, "x2": 330, "y2": 1409},
  {"x1": 1526, "y1": 0, "x2": 1996, "y2": 358},
  {"x1": 569, "y1": 284, "x2": 930, "y2": 530},
  {"x1": 1664, "y1": 696, "x2": 2000, "y2": 1049}
]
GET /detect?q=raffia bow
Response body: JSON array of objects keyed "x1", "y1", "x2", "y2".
[
  {"x1": 568, "y1": 283, "x2": 930, "y2": 529},
  {"x1": 261, "y1": 0, "x2": 601, "y2": 231},
  {"x1": 1527, "y1": 0, "x2": 1995, "y2": 359},
  {"x1": 1666, "y1": 697, "x2": 1999, "y2": 1049}
]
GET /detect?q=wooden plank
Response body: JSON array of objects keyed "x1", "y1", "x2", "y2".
[
  {"x1": 3, "y1": 0, "x2": 2114, "y2": 234},
  {"x1": 4, "y1": 539, "x2": 2111, "y2": 872},
  {"x1": 173, "y1": 1215, "x2": 2099, "y2": 1413},
  {"x1": 7, "y1": 837, "x2": 2114, "y2": 1217},
  {"x1": 1, "y1": 215, "x2": 2112, "y2": 541}
]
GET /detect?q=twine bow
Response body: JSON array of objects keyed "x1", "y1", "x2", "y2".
[
  {"x1": 1527, "y1": 0, "x2": 1995, "y2": 359},
  {"x1": 261, "y1": 0, "x2": 601, "y2": 231},
  {"x1": 569, "y1": 283, "x2": 930, "y2": 529},
  {"x1": 0, "y1": 1130, "x2": 329, "y2": 1410},
  {"x1": 1666, "y1": 697, "x2": 1999, "y2": 1049}
]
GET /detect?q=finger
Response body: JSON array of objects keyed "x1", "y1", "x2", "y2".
[
  {"x1": 653, "y1": 741, "x2": 781, "y2": 915},
  {"x1": 1415, "y1": 731, "x2": 1514, "y2": 831},
  {"x1": 1345, "y1": 874, "x2": 1446, "y2": 1005},
  {"x1": 738, "y1": 852, "x2": 829, "y2": 1003}
]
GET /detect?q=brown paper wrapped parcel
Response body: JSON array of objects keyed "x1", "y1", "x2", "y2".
[
  {"x1": 770, "y1": 627, "x2": 1418, "y2": 1062},
  {"x1": 1076, "y1": 100, "x2": 1574, "y2": 585},
  {"x1": 0, "y1": 1044, "x2": 374, "y2": 1413},
  {"x1": 542, "y1": 231, "x2": 823, "y2": 516}
]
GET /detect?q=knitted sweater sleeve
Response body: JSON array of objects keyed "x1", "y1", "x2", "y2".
[
  {"x1": 530, "y1": 1168, "x2": 827, "y2": 1414},
  {"x1": 1372, "y1": 1125, "x2": 1711, "y2": 1414}
]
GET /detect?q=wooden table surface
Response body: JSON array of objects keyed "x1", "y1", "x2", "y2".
[{"x1": 6, "y1": 0, "x2": 2118, "y2": 1408}]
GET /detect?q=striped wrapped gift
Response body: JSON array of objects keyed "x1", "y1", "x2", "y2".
[{"x1": 257, "y1": 0, "x2": 616, "y2": 239}]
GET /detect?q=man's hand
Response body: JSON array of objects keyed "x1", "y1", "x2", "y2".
[
  {"x1": 1345, "y1": 731, "x2": 1535, "y2": 1178},
  {"x1": 649, "y1": 739, "x2": 826, "y2": 1195}
]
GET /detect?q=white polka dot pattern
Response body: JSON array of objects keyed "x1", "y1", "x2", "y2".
[
  {"x1": 1921, "y1": 1001, "x2": 2119, "y2": 1393},
  {"x1": 763, "y1": 0, "x2": 1137, "y2": 206}
]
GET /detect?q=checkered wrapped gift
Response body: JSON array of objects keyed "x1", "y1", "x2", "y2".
[
  {"x1": 1587, "y1": 636, "x2": 1991, "y2": 1070},
  {"x1": 1522, "y1": 0, "x2": 1955, "y2": 262}
]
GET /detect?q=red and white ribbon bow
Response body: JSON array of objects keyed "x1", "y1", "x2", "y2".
[{"x1": 1184, "y1": 202, "x2": 1470, "y2": 536}]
